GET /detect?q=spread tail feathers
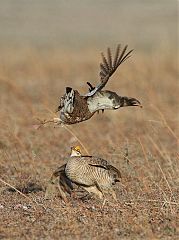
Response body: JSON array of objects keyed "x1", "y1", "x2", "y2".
[
  {"x1": 118, "y1": 96, "x2": 142, "y2": 108},
  {"x1": 107, "y1": 165, "x2": 121, "y2": 181},
  {"x1": 45, "y1": 164, "x2": 73, "y2": 200}
]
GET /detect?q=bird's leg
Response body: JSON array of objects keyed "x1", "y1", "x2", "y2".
[
  {"x1": 79, "y1": 192, "x2": 92, "y2": 201},
  {"x1": 82, "y1": 186, "x2": 103, "y2": 200},
  {"x1": 35, "y1": 117, "x2": 63, "y2": 130},
  {"x1": 110, "y1": 189, "x2": 117, "y2": 202},
  {"x1": 53, "y1": 120, "x2": 65, "y2": 129},
  {"x1": 70, "y1": 189, "x2": 79, "y2": 199},
  {"x1": 95, "y1": 185, "x2": 107, "y2": 209},
  {"x1": 101, "y1": 198, "x2": 107, "y2": 209},
  {"x1": 57, "y1": 184, "x2": 68, "y2": 202}
]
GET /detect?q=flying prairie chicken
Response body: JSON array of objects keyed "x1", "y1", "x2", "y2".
[
  {"x1": 45, "y1": 146, "x2": 121, "y2": 204},
  {"x1": 56, "y1": 44, "x2": 142, "y2": 125}
]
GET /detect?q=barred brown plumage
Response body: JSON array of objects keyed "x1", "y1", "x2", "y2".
[
  {"x1": 65, "y1": 146, "x2": 121, "y2": 203},
  {"x1": 56, "y1": 44, "x2": 142, "y2": 125},
  {"x1": 45, "y1": 146, "x2": 121, "y2": 205}
]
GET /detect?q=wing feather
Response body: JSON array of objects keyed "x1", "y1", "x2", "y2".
[
  {"x1": 100, "y1": 63, "x2": 109, "y2": 75},
  {"x1": 101, "y1": 52, "x2": 110, "y2": 71},
  {"x1": 82, "y1": 156, "x2": 108, "y2": 168},
  {"x1": 107, "y1": 47, "x2": 112, "y2": 70},
  {"x1": 113, "y1": 44, "x2": 120, "y2": 68},
  {"x1": 84, "y1": 44, "x2": 133, "y2": 97}
]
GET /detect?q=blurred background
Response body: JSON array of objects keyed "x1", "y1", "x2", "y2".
[{"x1": 0, "y1": 0, "x2": 177, "y2": 51}]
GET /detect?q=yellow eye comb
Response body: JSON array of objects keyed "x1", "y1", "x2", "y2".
[{"x1": 74, "y1": 146, "x2": 81, "y2": 152}]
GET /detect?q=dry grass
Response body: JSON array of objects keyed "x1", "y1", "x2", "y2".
[{"x1": 0, "y1": 46, "x2": 178, "y2": 239}]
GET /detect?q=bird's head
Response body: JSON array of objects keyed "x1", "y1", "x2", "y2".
[{"x1": 70, "y1": 146, "x2": 82, "y2": 157}]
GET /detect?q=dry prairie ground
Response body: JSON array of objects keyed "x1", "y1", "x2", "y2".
[{"x1": 0, "y1": 46, "x2": 178, "y2": 239}]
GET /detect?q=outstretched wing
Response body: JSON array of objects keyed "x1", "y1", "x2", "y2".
[{"x1": 84, "y1": 44, "x2": 133, "y2": 97}]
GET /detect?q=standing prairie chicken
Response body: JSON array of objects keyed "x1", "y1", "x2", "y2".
[
  {"x1": 45, "y1": 146, "x2": 121, "y2": 204},
  {"x1": 56, "y1": 44, "x2": 142, "y2": 125},
  {"x1": 65, "y1": 146, "x2": 121, "y2": 203}
]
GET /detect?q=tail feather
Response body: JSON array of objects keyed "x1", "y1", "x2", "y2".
[
  {"x1": 52, "y1": 164, "x2": 74, "y2": 193},
  {"x1": 107, "y1": 165, "x2": 121, "y2": 181},
  {"x1": 45, "y1": 164, "x2": 74, "y2": 200},
  {"x1": 119, "y1": 96, "x2": 142, "y2": 108}
]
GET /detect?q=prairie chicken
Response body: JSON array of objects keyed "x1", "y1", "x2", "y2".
[
  {"x1": 56, "y1": 44, "x2": 142, "y2": 125},
  {"x1": 45, "y1": 146, "x2": 121, "y2": 204},
  {"x1": 65, "y1": 146, "x2": 121, "y2": 203}
]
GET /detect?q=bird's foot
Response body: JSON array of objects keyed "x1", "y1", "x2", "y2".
[
  {"x1": 35, "y1": 117, "x2": 61, "y2": 129},
  {"x1": 53, "y1": 118, "x2": 62, "y2": 125}
]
